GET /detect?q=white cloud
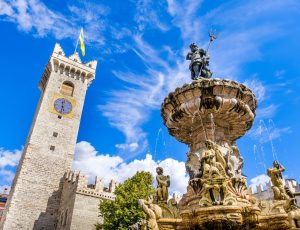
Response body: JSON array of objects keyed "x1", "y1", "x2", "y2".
[
  {"x1": 0, "y1": 142, "x2": 188, "y2": 196},
  {"x1": 166, "y1": 0, "x2": 204, "y2": 42},
  {"x1": 0, "y1": 0, "x2": 108, "y2": 46},
  {"x1": 256, "y1": 104, "x2": 279, "y2": 119},
  {"x1": 0, "y1": 185, "x2": 10, "y2": 194},
  {"x1": 243, "y1": 79, "x2": 265, "y2": 102},
  {"x1": 0, "y1": 0, "x2": 76, "y2": 39},
  {"x1": 115, "y1": 142, "x2": 139, "y2": 152},
  {"x1": 248, "y1": 120, "x2": 290, "y2": 144},
  {"x1": 0, "y1": 147, "x2": 22, "y2": 188},
  {"x1": 134, "y1": 0, "x2": 169, "y2": 32},
  {"x1": 248, "y1": 174, "x2": 270, "y2": 193},
  {"x1": 0, "y1": 1, "x2": 13, "y2": 16},
  {"x1": 0, "y1": 168, "x2": 15, "y2": 184},
  {"x1": 0, "y1": 148, "x2": 21, "y2": 168},
  {"x1": 73, "y1": 141, "x2": 189, "y2": 195},
  {"x1": 98, "y1": 34, "x2": 191, "y2": 157}
]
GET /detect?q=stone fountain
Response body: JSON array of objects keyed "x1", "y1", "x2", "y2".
[{"x1": 147, "y1": 42, "x2": 300, "y2": 230}]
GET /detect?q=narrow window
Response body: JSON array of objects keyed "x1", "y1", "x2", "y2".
[
  {"x1": 53, "y1": 132, "x2": 58, "y2": 137},
  {"x1": 60, "y1": 81, "x2": 74, "y2": 96},
  {"x1": 50, "y1": 146, "x2": 55, "y2": 151}
]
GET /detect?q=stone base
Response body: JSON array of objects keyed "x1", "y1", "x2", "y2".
[
  {"x1": 157, "y1": 218, "x2": 182, "y2": 230},
  {"x1": 159, "y1": 200, "x2": 299, "y2": 230},
  {"x1": 257, "y1": 200, "x2": 291, "y2": 230},
  {"x1": 258, "y1": 213, "x2": 289, "y2": 230},
  {"x1": 179, "y1": 205, "x2": 260, "y2": 230}
]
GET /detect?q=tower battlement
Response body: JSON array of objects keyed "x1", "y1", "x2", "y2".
[
  {"x1": 63, "y1": 170, "x2": 116, "y2": 200},
  {"x1": 39, "y1": 43, "x2": 97, "y2": 91}
]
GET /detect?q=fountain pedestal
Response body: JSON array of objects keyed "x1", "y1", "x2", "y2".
[{"x1": 160, "y1": 78, "x2": 260, "y2": 229}]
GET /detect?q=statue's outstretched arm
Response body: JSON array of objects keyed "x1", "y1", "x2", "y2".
[
  {"x1": 279, "y1": 166, "x2": 285, "y2": 172},
  {"x1": 186, "y1": 53, "x2": 192, "y2": 60},
  {"x1": 139, "y1": 199, "x2": 152, "y2": 217}
]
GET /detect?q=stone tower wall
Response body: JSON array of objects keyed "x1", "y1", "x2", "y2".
[
  {"x1": 0, "y1": 44, "x2": 97, "y2": 230},
  {"x1": 57, "y1": 171, "x2": 116, "y2": 230}
]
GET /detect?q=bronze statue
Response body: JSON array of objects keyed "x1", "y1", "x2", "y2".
[
  {"x1": 156, "y1": 167, "x2": 170, "y2": 203},
  {"x1": 138, "y1": 196, "x2": 162, "y2": 230},
  {"x1": 186, "y1": 43, "x2": 212, "y2": 80},
  {"x1": 267, "y1": 161, "x2": 290, "y2": 200}
]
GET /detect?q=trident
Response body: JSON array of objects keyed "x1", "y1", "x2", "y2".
[
  {"x1": 206, "y1": 29, "x2": 218, "y2": 53},
  {"x1": 198, "y1": 29, "x2": 218, "y2": 79}
]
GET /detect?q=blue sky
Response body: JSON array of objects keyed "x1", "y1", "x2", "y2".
[{"x1": 0, "y1": 0, "x2": 300, "y2": 195}]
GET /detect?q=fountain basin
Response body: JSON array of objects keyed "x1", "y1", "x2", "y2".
[{"x1": 161, "y1": 78, "x2": 257, "y2": 149}]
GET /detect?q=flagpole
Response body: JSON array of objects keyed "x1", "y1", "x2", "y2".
[{"x1": 74, "y1": 28, "x2": 81, "y2": 54}]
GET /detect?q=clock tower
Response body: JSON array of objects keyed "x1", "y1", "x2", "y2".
[{"x1": 1, "y1": 44, "x2": 97, "y2": 229}]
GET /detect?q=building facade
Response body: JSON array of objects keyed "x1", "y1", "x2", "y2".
[
  {"x1": 57, "y1": 171, "x2": 116, "y2": 230},
  {"x1": 0, "y1": 44, "x2": 115, "y2": 230},
  {"x1": 252, "y1": 179, "x2": 300, "y2": 206},
  {"x1": 0, "y1": 189, "x2": 8, "y2": 223}
]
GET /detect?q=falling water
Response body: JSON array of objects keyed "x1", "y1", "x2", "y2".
[
  {"x1": 253, "y1": 144, "x2": 272, "y2": 200},
  {"x1": 268, "y1": 119, "x2": 276, "y2": 132},
  {"x1": 197, "y1": 112, "x2": 208, "y2": 141},
  {"x1": 259, "y1": 120, "x2": 279, "y2": 161},
  {"x1": 210, "y1": 113, "x2": 216, "y2": 142},
  {"x1": 259, "y1": 145, "x2": 272, "y2": 201},
  {"x1": 154, "y1": 128, "x2": 162, "y2": 160},
  {"x1": 253, "y1": 144, "x2": 259, "y2": 172},
  {"x1": 268, "y1": 119, "x2": 279, "y2": 161}
]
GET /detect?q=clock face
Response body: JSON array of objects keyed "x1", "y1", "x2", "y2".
[{"x1": 54, "y1": 98, "x2": 72, "y2": 114}]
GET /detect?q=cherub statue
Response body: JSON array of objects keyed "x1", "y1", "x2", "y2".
[
  {"x1": 156, "y1": 167, "x2": 170, "y2": 203},
  {"x1": 186, "y1": 43, "x2": 212, "y2": 80},
  {"x1": 267, "y1": 161, "x2": 290, "y2": 200},
  {"x1": 138, "y1": 196, "x2": 162, "y2": 230}
]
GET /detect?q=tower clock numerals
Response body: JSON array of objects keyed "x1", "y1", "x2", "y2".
[{"x1": 54, "y1": 98, "x2": 72, "y2": 115}]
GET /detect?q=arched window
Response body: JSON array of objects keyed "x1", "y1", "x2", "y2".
[{"x1": 60, "y1": 81, "x2": 74, "y2": 96}]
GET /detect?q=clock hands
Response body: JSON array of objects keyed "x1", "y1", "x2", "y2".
[
  {"x1": 60, "y1": 100, "x2": 65, "y2": 113},
  {"x1": 54, "y1": 98, "x2": 72, "y2": 114}
]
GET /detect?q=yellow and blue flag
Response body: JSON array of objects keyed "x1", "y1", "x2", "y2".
[{"x1": 79, "y1": 28, "x2": 85, "y2": 56}]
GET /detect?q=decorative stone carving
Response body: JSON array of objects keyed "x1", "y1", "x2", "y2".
[
  {"x1": 154, "y1": 168, "x2": 180, "y2": 220},
  {"x1": 128, "y1": 220, "x2": 147, "y2": 230},
  {"x1": 286, "y1": 199, "x2": 300, "y2": 229},
  {"x1": 226, "y1": 145, "x2": 244, "y2": 177},
  {"x1": 157, "y1": 46, "x2": 296, "y2": 229},
  {"x1": 138, "y1": 196, "x2": 162, "y2": 230},
  {"x1": 267, "y1": 161, "x2": 290, "y2": 200},
  {"x1": 156, "y1": 167, "x2": 170, "y2": 204},
  {"x1": 161, "y1": 78, "x2": 260, "y2": 229}
]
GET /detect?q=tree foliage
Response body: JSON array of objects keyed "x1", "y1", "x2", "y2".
[{"x1": 96, "y1": 171, "x2": 155, "y2": 230}]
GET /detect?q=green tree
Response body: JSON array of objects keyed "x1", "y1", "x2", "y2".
[{"x1": 96, "y1": 171, "x2": 156, "y2": 230}]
